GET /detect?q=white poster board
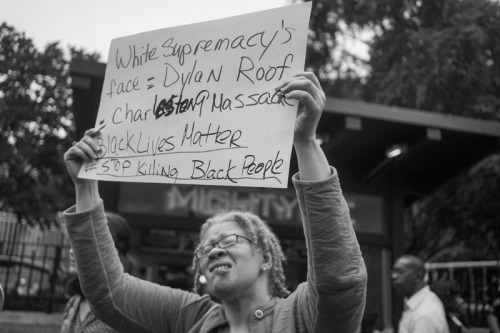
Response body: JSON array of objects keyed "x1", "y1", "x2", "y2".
[{"x1": 78, "y1": 2, "x2": 312, "y2": 188}]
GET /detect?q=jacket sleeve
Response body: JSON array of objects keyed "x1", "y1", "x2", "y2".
[
  {"x1": 63, "y1": 201, "x2": 214, "y2": 333},
  {"x1": 292, "y1": 166, "x2": 367, "y2": 333}
]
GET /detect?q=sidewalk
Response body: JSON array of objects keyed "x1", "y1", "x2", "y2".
[{"x1": 0, "y1": 310, "x2": 63, "y2": 333}]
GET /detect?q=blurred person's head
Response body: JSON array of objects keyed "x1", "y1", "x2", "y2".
[
  {"x1": 66, "y1": 211, "x2": 131, "y2": 296},
  {"x1": 431, "y1": 279, "x2": 465, "y2": 314},
  {"x1": 391, "y1": 255, "x2": 426, "y2": 298},
  {"x1": 105, "y1": 211, "x2": 132, "y2": 264}
]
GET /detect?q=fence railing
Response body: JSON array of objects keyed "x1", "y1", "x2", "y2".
[
  {"x1": 0, "y1": 213, "x2": 71, "y2": 312},
  {"x1": 426, "y1": 260, "x2": 500, "y2": 328}
]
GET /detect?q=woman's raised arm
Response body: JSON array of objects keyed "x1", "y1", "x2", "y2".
[
  {"x1": 63, "y1": 128, "x2": 102, "y2": 212},
  {"x1": 276, "y1": 71, "x2": 330, "y2": 181}
]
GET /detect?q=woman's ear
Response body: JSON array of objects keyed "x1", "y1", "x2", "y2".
[{"x1": 261, "y1": 252, "x2": 273, "y2": 271}]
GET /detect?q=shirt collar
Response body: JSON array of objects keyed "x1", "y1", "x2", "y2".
[{"x1": 404, "y1": 285, "x2": 430, "y2": 310}]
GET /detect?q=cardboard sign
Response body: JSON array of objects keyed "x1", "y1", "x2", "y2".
[{"x1": 78, "y1": 2, "x2": 312, "y2": 188}]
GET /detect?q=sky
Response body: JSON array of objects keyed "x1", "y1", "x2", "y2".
[{"x1": 1, "y1": 0, "x2": 289, "y2": 60}]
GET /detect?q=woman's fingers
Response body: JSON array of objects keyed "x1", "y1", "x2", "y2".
[
  {"x1": 276, "y1": 72, "x2": 326, "y2": 143},
  {"x1": 287, "y1": 90, "x2": 320, "y2": 114},
  {"x1": 81, "y1": 135, "x2": 102, "y2": 156},
  {"x1": 276, "y1": 72, "x2": 326, "y2": 110},
  {"x1": 292, "y1": 71, "x2": 322, "y2": 90},
  {"x1": 74, "y1": 141, "x2": 99, "y2": 160},
  {"x1": 64, "y1": 144, "x2": 91, "y2": 163},
  {"x1": 64, "y1": 146, "x2": 85, "y2": 162},
  {"x1": 84, "y1": 127, "x2": 102, "y2": 137},
  {"x1": 275, "y1": 71, "x2": 322, "y2": 92},
  {"x1": 63, "y1": 128, "x2": 103, "y2": 184},
  {"x1": 65, "y1": 136, "x2": 101, "y2": 162},
  {"x1": 282, "y1": 82, "x2": 325, "y2": 117}
]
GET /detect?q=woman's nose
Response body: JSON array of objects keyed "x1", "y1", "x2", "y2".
[
  {"x1": 208, "y1": 247, "x2": 226, "y2": 259},
  {"x1": 69, "y1": 248, "x2": 74, "y2": 258}
]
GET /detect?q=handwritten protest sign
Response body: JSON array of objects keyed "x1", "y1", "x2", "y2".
[{"x1": 78, "y1": 2, "x2": 312, "y2": 188}]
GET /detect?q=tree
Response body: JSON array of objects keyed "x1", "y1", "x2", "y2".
[
  {"x1": 307, "y1": 0, "x2": 500, "y2": 121},
  {"x1": 0, "y1": 22, "x2": 99, "y2": 225},
  {"x1": 405, "y1": 153, "x2": 500, "y2": 261},
  {"x1": 305, "y1": 0, "x2": 403, "y2": 99},
  {"x1": 363, "y1": 0, "x2": 500, "y2": 121}
]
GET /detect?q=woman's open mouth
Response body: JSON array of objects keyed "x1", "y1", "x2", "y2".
[{"x1": 209, "y1": 263, "x2": 232, "y2": 273}]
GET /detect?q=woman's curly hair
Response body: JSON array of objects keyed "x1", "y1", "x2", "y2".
[{"x1": 191, "y1": 211, "x2": 290, "y2": 298}]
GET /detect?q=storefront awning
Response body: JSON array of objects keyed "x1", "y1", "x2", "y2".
[{"x1": 313, "y1": 97, "x2": 500, "y2": 197}]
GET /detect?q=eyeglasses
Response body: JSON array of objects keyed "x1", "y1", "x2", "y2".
[{"x1": 195, "y1": 234, "x2": 255, "y2": 259}]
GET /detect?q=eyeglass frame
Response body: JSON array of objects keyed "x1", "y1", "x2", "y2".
[{"x1": 195, "y1": 233, "x2": 256, "y2": 259}]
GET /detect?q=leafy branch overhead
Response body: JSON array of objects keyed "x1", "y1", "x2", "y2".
[{"x1": 308, "y1": 0, "x2": 500, "y2": 121}]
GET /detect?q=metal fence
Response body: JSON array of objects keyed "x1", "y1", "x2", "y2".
[
  {"x1": 0, "y1": 212, "x2": 71, "y2": 312},
  {"x1": 426, "y1": 260, "x2": 500, "y2": 328}
]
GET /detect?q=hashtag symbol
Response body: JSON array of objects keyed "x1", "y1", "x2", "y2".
[{"x1": 84, "y1": 160, "x2": 98, "y2": 172}]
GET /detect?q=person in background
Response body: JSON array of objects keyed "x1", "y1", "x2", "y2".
[
  {"x1": 430, "y1": 279, "x2": 471, "y2": 333},
  {"x1": 391, "y1": 255, "x2": 449, "y2": 333},
  {"x1": 488, "y1": 298, "x2": 500, "y2": 333},
  {"x1": 62, "y1": 72, "x2": 367, "y2": 333},
  {"x1": 61, "y1": 211, "x2": 131, "y2": 333}
]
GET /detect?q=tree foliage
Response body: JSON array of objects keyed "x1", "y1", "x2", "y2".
[
  {"x1": 306, "y1": 0, "x2": 404, "y2": 98},
  {"x1": 405, "y1": 154, "x2": 500, "y2": 261},
  {"x1": 0, "y1": 22, "x2": 100, "y2": 225},
  {"x1": 364, "y1": 0, "x2": 500, "y2": 121},
  {"x1": 308, "y1": 0, "x2": 500, "y2": 120}
]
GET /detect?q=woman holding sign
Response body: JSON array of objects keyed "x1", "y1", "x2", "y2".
[{"x1": 62, "y1": 72, "x2": 367, "y2": 333}]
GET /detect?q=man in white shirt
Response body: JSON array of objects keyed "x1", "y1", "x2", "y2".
[{"x1": 391, "y1": 255, "x2": 449, "y2": 333}]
